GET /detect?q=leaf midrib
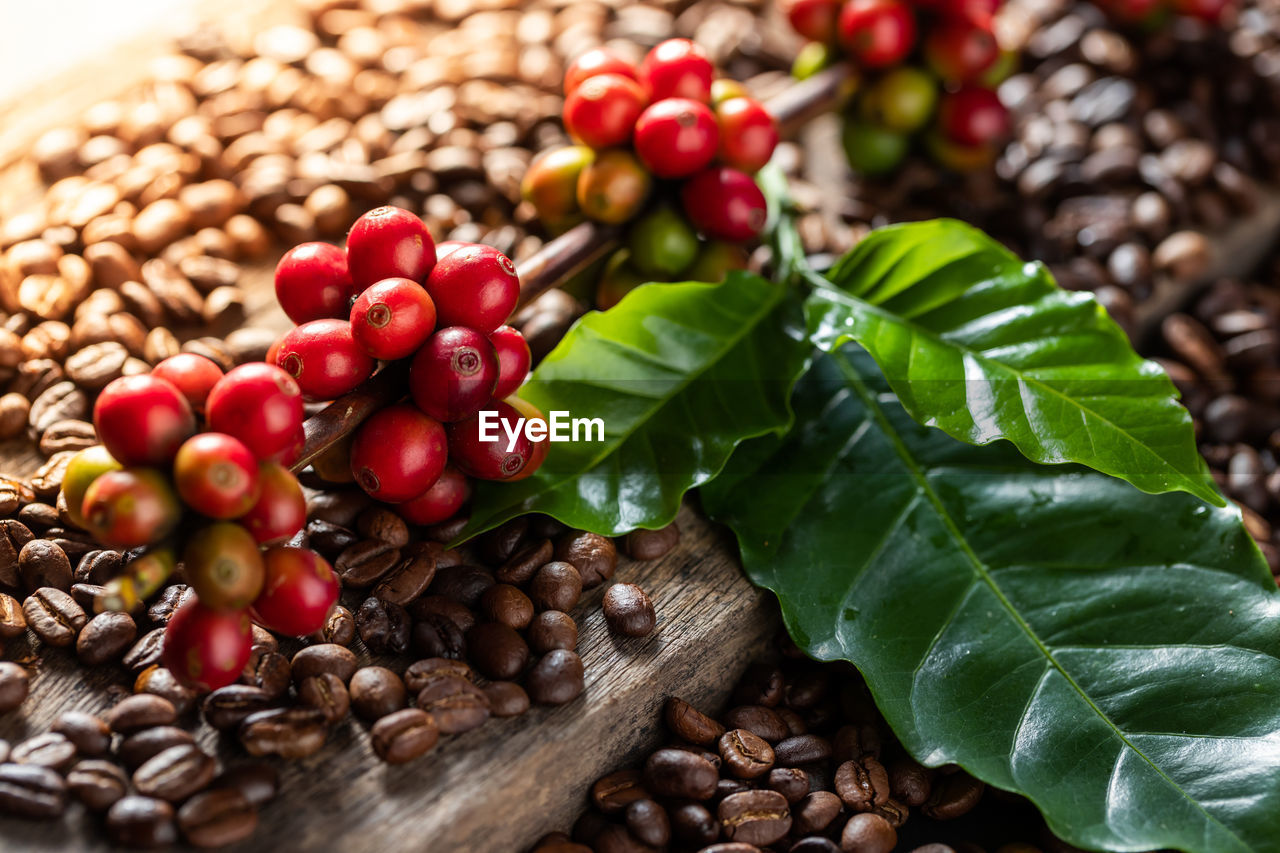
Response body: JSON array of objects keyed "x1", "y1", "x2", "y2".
[
  {"x1": 811, "y1": 280, "x2": 1216, "y2": 504},
  {"x1": 830, "y1": 349, "x2": 1248, "y2": 852}
]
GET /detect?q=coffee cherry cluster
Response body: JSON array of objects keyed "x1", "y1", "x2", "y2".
[
  {"x1": 521, "y1": 39, "x2": 779, "y2": 308},
  {"x1": 786, "y1": 0, "x2": 1013, "y2": 176},
  {"x1": 272, "y1": 205, "x2": 548, "y2": 522},
  {"x1": 60, "y1": 361, "x2": 340, "y2": 692},
  {"x1": 1094, "y1": 0, "x2": 1229, "y2": 25}
]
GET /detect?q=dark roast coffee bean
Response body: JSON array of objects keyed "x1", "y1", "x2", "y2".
[
  {"x1": 791, "y1": 837, "x2": 841, "y2": 853},
  {"x1": 18, "y1": 539, "x2": 72, "y2": 590},
  {"x1": 0, "y1": 763, "x2": 66, "y2": 818},
  {"x1": 767, "y1": 767, "x2": 810, "y2": 805},
  {"x1": 483, "y1": 681, "x2": 530, "y2": 717},
  {"x1": 299, "y1": 672, "x2": 350, "y2": 723},
  {"x1": 23, "y1": 586, "x2": 86, "y2": 647},
  {"x1": 526, "y1": 649, "x2": 584, "y2": 705},
  {"x1": 665, "y1": 697, "x2": 725, "y2": 746},
  {"x1": 0, "y1": 661, "x2": 30, "y2": 712},
  {"x1": 554, "y1": 531, "x2": 616, "y2": 588},
  {"x1": 146, "y1": 584, "x2": 193, "y2": 624},
  {"x1": 0, "y1": 519, "x2": 35, "y2": 588},
  {"x1": 529, "y1": 561, "x2": 581, "y2": 612},
  {"x1": 107, "y1": 795, "x2": 178, "y2": 848},
  {"x1": 0, "y1": 592, "x2": 26, "y2": 638},
  {"x1": 713, "y1": 777, "x2": 751, "y2": 801},
  {"x1": 416, "y1": 676, "x2": 490, "y2": 734},
  {"x1": 408, "y1": 595, "x2": 475, "y2": 632},
  {"x1": 591, "y1": 769, "x2": 647, "y2": 814},
  {"x1": 349, "y1": 666, "x2": 406, "y2": 721},
  {"x1": 17, "y1": 502, "x2": 58, "y2": 531},
  {"x1": 124, "y1": 628, "x2": 166, "y2": 673},
  {"x1": 411, "y1": 612, "x2": 467, "y2": 659},
  {"x1": 106, "y1": 694, "x2": 177, "y2": 734},
  {"x1": 310, "y1": 604, "x2": 355, "y2": 645},
  {"x1": 733, "y1": 665, "x2": 784, "y2": 707},
  {"x1": 77, "y1": 610, "x2": 137, "y2": 664},
  {"x1": 834, "y1": 755, "x2": 890, "y2": 813},
  {"x1": 496, "y1": 537, "x2": 552, "y2": 584},
  {"x1": 133, "y1": 743, "x2": 216, "y2": 802},
  {"x1": 467, "y1": 621, "x2": 529, "y2": 680},
  {"x1": 479, "y1": 583, "x2": 534, "y2": 629},
  {"x1": 238, "y1": 708, "x2": 328, "y2": 760},
  {"x1": 119, "y1": 727, "x2": 196, "y2": 772},
  {"x1": 178, "y1": 787, "x2": 258, "y2": 848},
  {"x1": 12, "y1": 732, "x2": 77, "y2": 771},
  {"x1": 724, "y1": 705, "x2": 788, "y2": 743},
  {"x1": 212, "y1": 763, "x2": 278, "y2": 808},
  {"x1": 371, "y1": 708, "x2": 439, "y2": 764},
  {"x1": 690, "y1": 844, "x2": 758, "y2": 853},
  {"x1": 592, "y1": 824, "x2": 652, "y2": 853},
  {"x1": 203, "y1": 686, "x2": 278, "y2": 731},
  {"x1": 356, "y1": 596, "x2": 411, "y2": 654},
  {"x1": 477, "y1": 517, "x2": 528, "y2": 564},
  {"x1": 718, "y1": 789, "x2": 791, "y2": 846},
  {"x1": 429, "y1": 563, "x2": 495, "y2": 606},
  {"x1": 887, "y1": 757, "x2": 932, "y2": 807},
  {"x1": 794, "y1": 790, "x2": 843, "y2": 835},
  {"x1": 135, "y1": 666, "x2": 199, "y2": 715},
  {"x1": 52, "y1": 711, "x2": 110, "y2": 756},
  {"x1": 784, "y1": 671, "x2": 829, "y2": 709},
  {"x1": 356, "y1": 507, "x2": 410, "y2": 546},
  {"x1": 242, "y1": 649, "x2": 291, "y2": 699},
  {"x1": 719, "y1": 729, "x2": 775, "y2": 779},
  {"x1": 603, "y1": 583, "x2": 655, "y2": 637},
  {"x1": 372, "y1": 543, "x2": 437, "y2": 605},
  {"x1": 75, "y1": 549, "x2": 122, "y2": 585},
  {"x1": 403, "y1": 658, "x2": 474, "y2": 693},
  {"x1": 833, "y1": 723, "x2": 882, "y2": 762},
  {"x1": 623, "y1": 523, "x2": 679, "y2": 560},
  {"x1": 306, "y1": 519, "x2": 359, "y2": 559},
  {"x1": 670, "y1": 802, "x2": 719, "y2": 846},
  {"x1": 643, "y1": 748, "x2": 718, "y2": 800},
  {"x1": 774, "y1": 734, "x2": 832, "y2": 766},
  {"x1": 291, "y1": 643, "x2": 357, "y2": 684},
  {"x1": 334, "y1": 539, "x2": 400, "y2": 587},
  {"x1": 841, "y1": 812, "x2": 896, "y2": 853},
  {"x1": 69, "y1": 582, "x2": 105, "y2": 612},
  {"x1": 68, "y1": 759, "x2": 128, "y2": 811},
  {"x1": 778, "y1": 707, "x2": 808, "y2": 737},
  {"x1": 625, "y1": 799, "x2": 670, "y2": 848},
  {"x1": 528, "y1": 609, "x2": 577, "y2": 653},
  {"x1": 921, "y1": 771, "x2": 983, "y2": 820}
]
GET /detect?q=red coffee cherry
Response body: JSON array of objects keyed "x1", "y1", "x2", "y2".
[
  {"x1": 923, "y1": 9, "x2": 998, "y2": 83},
  {"x1": 488, "y1": 325, "x2": 531, "y2": 400},
  {"x1": 633, "y1": 98, "x2": 720, "y2": 179},
  {"x1": 173, "y1": 433, "x2": 260, "y2": 520},
  {"x1": 639, "y1": 39, "x2": 714, "y2": 103},
  {"x1": 150, "y1": 354, "x2": 224, "y2": 417},
  {"x1": 275, "y1": 319, "x2": 375, "y2": 401},
  {"x1": 273, "y1": 242, "x2": 357, "y2": 325},
  {"x1": 396, "y1": 466, "x2": 471, "y2": 525},
  {"x1": 206, "y1": 363, "x2": 305, "y2": 461},
  {"x1": 680, "y1": 167, "x2": 768, "y2": 242},
  {"x1": 349, "y1": 277, "x2": 437, "y2": 361},
  {"x1": 936, "y1": 86, "x2": 1009, "y2": 147},
  {"x1": 94, "y1": 375, "x2": 196, "y2": 467},
  {"x1": 163, "y1": 598, "x2": 254, "y2": 692},
  {"x1": 424, "y1": 244, "x2": 520, "y2": 332},
  {"x1": 184, "y1": 522, "x2": 265, "y2": 611},
  {"x1": 250, "y1": 547, "x2": 340, "y2": 637},
  {"x1": 715, "y1": 97, "x2": 779, "y2": 173},
  {"x1": 81, "y1": 468, "x2": 182, "y2": 548},
  {"x1": 564, "y1": 47, "x2": 639, "y2": 97},
  {"x1": 346, "y1": 206, "x2": 436, "y2": 289},
  {"x1": 433, "y1": 240, "x2": 476, "y2": 260},
  {"x1": 446, "y1": 401, "x2": 534, "y2": 481},
  {"x1": 562, "y1": 73, "x2": 648, "y2": 150},
  {"x1": 576, "y1": 149, "x2": 653, "y2": 225},
  {"x1": 783, "y1": 0, "x2": 842, "y2": 42},
  {"x1": 1171, "y1": 0, "x2": 1229, "y2": 21},
  {"x1": 349, "y1": 404, "x2": 448, "y2": 502},
  {"x1": 264, "y1": 424, "x2": 306, "y2": 468},
  {"x1": 409, "y1": 327, "x2": 500, "y2": 423},
  {"x1": 838, "y1": 0, "x2": 917, "y2": 70},
  {"x1": 239, "y1": 462, "x2": 306, "y2": 545},
  {"x1": 504, "y1": 396, "x2": 549, "y2": 483}
]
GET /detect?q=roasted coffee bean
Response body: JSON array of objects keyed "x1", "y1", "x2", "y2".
[
  {"x1": 306, "y1": 519, "x2": 359, "y2": 559},
  {"x1": 18, "y1": 540, "x2": 72, "y2": 591},
  {"x1": 785, "y1": 671, "x2": 830, "y2": 710},
  {"x1": 624, "y1": 523, "x2": 679, "y2": 560},
  {"x1": 12, "y1": 733, "x2": 77, "y2": 771},
  {"x1": 133, "y1": 744, "x2": 216, "y2": 802},
  {"x1": 0, "y1": 393, "x2": 30, "y2": 440},
  {"x1": 242, "y1": 649, "x2": 291, "y2": 699},
  {"x1": 484, "y1": 681, "x2": 530, "y2": 717},
  {"x1": 107, "y1": 795, "x2": 178, "y2": 848},
  {"x1": 774, "y1": 734, "x2": 832, "y2": 766},
  {"x1": 12, "y1": 360, "x2": 64, "y2": 404},
  {"x1": 106, "y1": 693, "x2": 176, "y2": 734},
  {"x1": 403, "y1": 658, "x2": 474, "y2": 693},
  {"x1": 835, "y1": 755, "x2": 891, "y2": 813},
  {"x1": 767, "y1": 767, "x2": 810, "y2": 804},
  {"x1": 591, "y1": 769, "x2": 647, "y2": 814},
  {"x1": 334, "y1": 539, "x2": 400, "y2": 587},
  {"x1": 644, "y1": 748, "x2": 719, "y2": 800},
  {"x1": 430, "y1": 563, "x2": 495, "y2": 606},
  {"x1": 23, "y1": 586, "x2": 86, "y2": 647},
  {"x1": 371, "y1": 707, "x2": 439, "y2": 764},
  {"x1": 119, "y1": 727, "x2": 197, "y2": 772},
  {"x1": 887, "y1": 757, "x2": 932, "y2": 807},
  {"x1": 291, "y1": 643, "x2": 357, "y2": 684},
  {"x1": 777, "y1": 707, "x2": 808, "y2": 738},
  {"x1": 212, "y1": 763, "x2": 279, "y2": 808},
  {"x1": 76, "y1": 549, "x2": 123, "y2": 585},
  {"x1": 76, "y1": 610, "x2": 137, "y2": 664},
  {"x1": 415, "y1": 675, "x2": 490, "y2": 734},
  {"x1": 477, "y1": 517, "x2": 529, "y2": 564},
  {"x1": 239, "y1": 708, "x2": 328, "y2": 760},
  {"x1": 349, "y1": 666, "x2": 406, "y2": 721},
  {"x1": 624, "y1": 799, "x2": 670, "y2": 848},
  {"x1": 18, "y1": 502, "x2": 60, "y2": 530},
  {"x1": 204, "y1": 686, "x2": 278, "y2": 731},
  {"x1": 603, "y1": 583, "x2": 655, "y2": 637},
  {"x1": 135, "y1": 666, "x2": 199, "y2": 715},
  {"x1": 794, "y1": 790, "x2": 843, "y2": 835},
  {"x1": 0, "y1": 519, "x2": 35, "y2": 588},
  {"x1": 178, "y1": 787, "x2": 258, "y2": 848},
  {"x1": 0, "y1": 763, "x2": 66, "y2": 818},
  {"x1": 842, "y1": 812, "x2": 896, "y2": 853},
  {"x1": 724, "y1": 705, "x2": 788, "y2": 743},
  {"x1": 0, "y1": 592, "x2": 26, "y2": 638},
  {"x1": 68, "y1": 759, "x2": 128, "y2": 811},
  {"x1": 479, "y1": 583, "x2": 534, "y2": 630},
  {"x1": 67, "y1": 342, "x2": 131, "y2": 390},
  {"x1": 592, "y1": 824, "x2": 654, "y2": 853},
  {"x1": 309, "y1": 604, "x2": 355, "y2": 645},
  {"x1": 147, "y1": 583, "x2": 194, "y2": 625},
  {"x1": 409, "y1": 595, "x2": 475, "y2": 632},
  {"x1": 373, "y1": 544, "x2": 437, "y2": 605},
  {"x1": 412, "y1": 611, "x2": 468, "y2": 659},
  {"x1": 356, "y1": 595, "x2": 411, "y2": 654},
  {"x1": 123, "y1": 628, "x2": 166, "y2": 673},
  {"x1": 719, "y1": 789, "x2": 792, "y2": 846},
  {"x1": 467, "y1": 621, "x2": 529, "y2": 680},
  {"x1": 527, "y1": 649, "x2": 584, "y2": 705},
  {"x1": 664, "y1": 696, "x2": 725, "y2": 746},
  {"x1": 51, "y1": 711, "x2": 110, "y2": 756},
  {"x1": 834, "y1": 724, "x2": 882, "y2": 762},
  {"x1": 496, "y1": 537, "x2": 552, "y2": 584},
  {"x1": 792, "y1": 837, "x2": 841, "y2": 853},
  {"x1": 356, "y1": 507, "x2": 410, "y2": 546},
  {"x1": 671, "y1": 802, "x2": 719, "y2": 846},
  {"x1": 554, "y1": 531, "x2": 616, "y2": 588},
  {"x1": 529, "y1": 561, "x2": 582, "y2": 612},
  {"x1": 528, "y1": 609, "x2": 577, "y2": 653},
  {"x1": 30, "y1": 384, "x2": 88, "y2": 441},
  {"x1": 713, "y1": 777, "x2": 751, "y2": 801},
  {"x1": 299, "y1": 672, "x2": 350, "y2": 723},
  {"x1": 719, "y1": 728, "x2": 775, "y2": 780},
  {"x1": 921, "y1": 771, "x2": 983, "y2": 820}
]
